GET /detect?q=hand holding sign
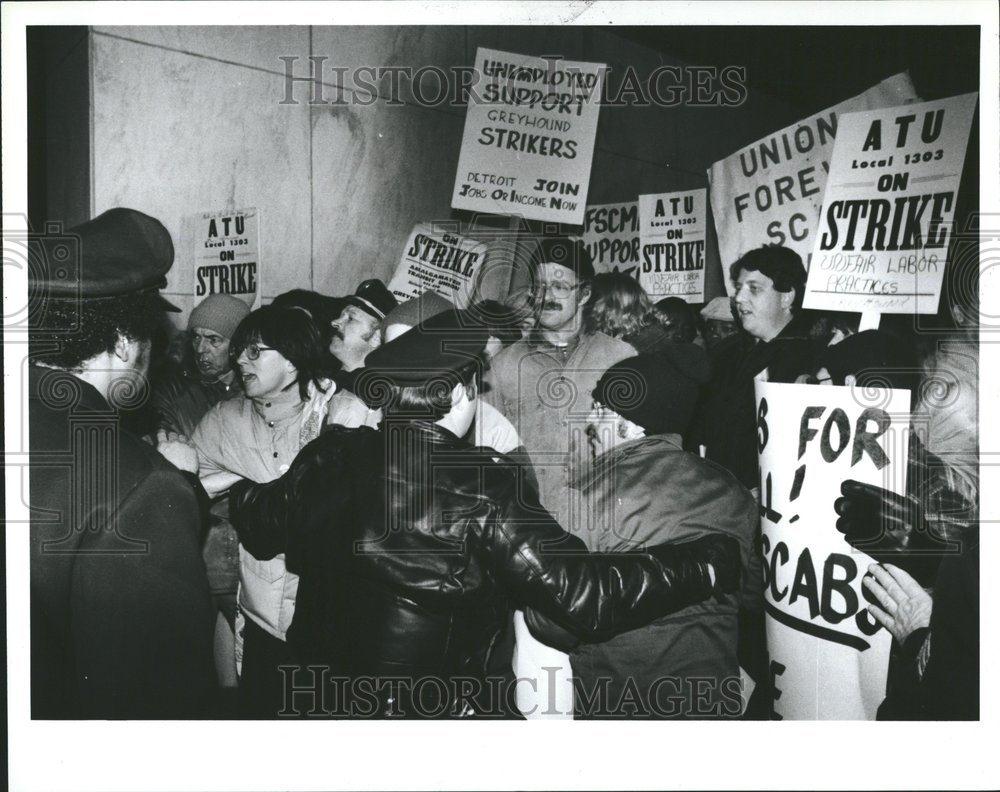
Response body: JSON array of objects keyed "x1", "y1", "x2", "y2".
[
  {"x1": 835, "y1": 478, "x2": 961, "y2": 587},
  {"x1": 862, "y1": 563, "x2": 932, "y2": 645}
]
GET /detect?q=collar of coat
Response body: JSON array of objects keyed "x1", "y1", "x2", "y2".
[
  {"x1": 29, "y1": 364, "x2": 115, "y2": 414},
  {"x1": 571, "y1": 432, "x2": 685, "y2": 492}
]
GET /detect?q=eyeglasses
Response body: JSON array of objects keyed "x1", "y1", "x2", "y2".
[
  {"x1": 240, "y1": 344, "x2": 275, "y2": 361},
  {"x1": 529, "y1": 281, "x2": 581, "y2": 299}
]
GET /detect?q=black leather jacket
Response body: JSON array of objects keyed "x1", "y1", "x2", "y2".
[{"x1": 229, "y1": 420, "x2": 737, "y2": 717}]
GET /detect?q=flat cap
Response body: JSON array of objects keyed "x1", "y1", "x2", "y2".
[
  {"x1": 32, "y1": 207, "x2": 178, "y2": 309},
  {"x1": 383, "y1": 290, "x2": 453, "y2": 331},
  {"x1": 354, "y1": 318, "x2": 489, "y2": 408}
]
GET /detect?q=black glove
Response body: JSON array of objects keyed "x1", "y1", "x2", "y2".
[
  {"x1": 694, "y1": 534, "x2": 742, "y2": 596},
  {"x1": 834, "y1": 479, "x2": 960, "y2": 587},
  {"x1": 648, "y1": 534, "x2": 741, "y2": 598}
]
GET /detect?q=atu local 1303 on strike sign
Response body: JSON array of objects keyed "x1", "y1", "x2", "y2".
[
  {"x1": 577, "y1": 200, "x2": 640, "y2": 276},
  {"x1": 638, "y1": 189, "x2": 707, "y2": 303},
  {"x1": 708, "y1": 73, "x2": 917, "y2": 294},
  {"x1": 754, "y1": 380, "x2": 910, "y2": 720},
  {"x1": 190, "y1": 207, "x2": 260, "y2": 310},
  {"x1": 804, "y1": 92, "x2": 978, "y2": 315},
  {"x1": 451, "y1": 47, "x2": 605, "y2": 225},
  {"x1": 387, "y1": 223, "x2": 487, "y2": 308}
]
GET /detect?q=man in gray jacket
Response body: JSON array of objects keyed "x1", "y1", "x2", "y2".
[{"x1": 564, "y1": 345, "x2": 764, "y2": 718}]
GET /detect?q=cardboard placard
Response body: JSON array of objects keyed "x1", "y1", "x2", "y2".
[
  {"x1": 708, "y1": 73, "x2": 917, "y2": 293},
  {"x1": 387, "y1": 223, "x2": 487, "y2": 308},
  {"x1": 755, "y1": 380, "x2": 910, "y2": 720},
  {"x1": 189, "y1": 207, "x2": 260, "y2": 310},
  {"x1": 804, "y1": 92, "x2": 978, "y2": 314},
  {"x1": 451, "y1": 47, "x2": 605, "y2": 225},
  {"x1": 577, "y1": 200, "x2": 640, "y2": 275},
  {"x1": 638, "y1": 189, "x2": 707, "y2": 302}
]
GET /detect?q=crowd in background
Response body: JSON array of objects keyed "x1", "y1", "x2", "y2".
[{"x1": 29, "y1": 208, "x2": 979, "y2": 720}]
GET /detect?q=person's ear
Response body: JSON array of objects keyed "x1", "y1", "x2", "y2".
[
  {"x1": 113, "y1": 333, "x2": 132, "y2": 363},
  {"x1": 450, "y1": 381, "x2": 467, "y2": 407},
  {"x1": 779, "y1": 289, "x2": 795, "y2": 313},
  {"x1": 577, "y1": 282, "x2": 592, "y2": 307}
]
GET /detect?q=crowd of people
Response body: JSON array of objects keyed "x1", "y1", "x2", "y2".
[{"x1": 28, "y1": 207, "x2": 979, "y2": 720}]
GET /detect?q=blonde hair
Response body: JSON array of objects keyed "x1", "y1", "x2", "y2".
[{"x1": 584, "y1": 272, "x2": 660, "y2": 338}]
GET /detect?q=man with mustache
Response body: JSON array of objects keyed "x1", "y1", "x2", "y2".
[
  {"x1": 486, "y1": 236, "x2": 636, "y2": 524},
  {"x1": 325, "y1": 279, "x2": 397, "y2": 428}
]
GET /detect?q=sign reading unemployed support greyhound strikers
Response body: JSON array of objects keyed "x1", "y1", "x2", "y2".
[
  {"x1": 803, "y1": 92, "x2": 978, "y2": 315},
  {"x1": 638, "y1": 189, "x2": 707, "y2": 303},
  {"x1": 451, "y1": 47, "x2": 605, "y2": 225},
  {"x1": 755, "y1": 380, "x2": 910, "y2": 720},
  {"x1": 708, "y1": 73, "x2": 917, "y2": 294},
  {"x1": 577, "y1": 200, "x2": 640, "y2": 275},
  {"x1": 387, "y1": 223, "x2": 487, "y2": 308},
  {"x1": 190, "y1": 207, "x2": 260, "y2": 309}
]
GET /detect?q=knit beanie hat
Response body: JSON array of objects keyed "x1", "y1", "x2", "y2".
[
  {"x1": 188, "y1": 294, "x2": 251, "y2": 338},
  {"x1": 533, "y1": 235, "x2": 595, "y2": 282},
  {"x1": 383, "y1": 290, "x2": 454, "y2": 330},
  {"x1": 592, "y1": 344, "x2": 711, "y2": 435}
]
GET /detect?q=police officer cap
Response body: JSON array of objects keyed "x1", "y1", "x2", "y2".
[
  {"x1": 354, "y1": 319, "x2": 489, "y2": 407},
  {"x1": 32, "y1": 207, "x2": 179, "y2": 310}
]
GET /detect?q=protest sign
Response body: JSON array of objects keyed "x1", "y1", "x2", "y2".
[
  {"x1": 577, "y1": 200, "x2": 640, "y2": 275},
  {"x1": 189, "y1": 207, "x2": 260, "y2": 309},
  {"x1": 754, "y1": 380, "x2": 910, "y2": 719},
  {"x1": 804, "y1": 92, "x2": 978, "y2": 315},
  {"x1": 387, "y1": 223, "x2": 488, "y2": 308},
  {"x1": 451, "y1": 47, "x2": 605, "y2": 225},
  {"x1": 638, "y1": 189, "x2": 706, "y2": 302},
  {"x1": 708, "y1": 73, "x2": 917, "y2": 293}
]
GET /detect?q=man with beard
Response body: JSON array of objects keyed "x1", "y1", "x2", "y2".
[
  {"x1": 228, "y1": 318, "x2": 742, "y2": 718},
  {"x1": 28, "y1": 208, "x2": 216, "y2": 717},
  {"x1": 486, "y1": 236, "x2": 635, "y2": 524}
]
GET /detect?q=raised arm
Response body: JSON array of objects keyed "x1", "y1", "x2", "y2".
[{"x1": 478, "y1": 472, "x2": 740, "y2": 646}]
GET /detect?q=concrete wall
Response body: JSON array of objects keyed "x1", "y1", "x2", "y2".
[{"x1": 89, "y1": 25, "x2": 797, "y2": 323}]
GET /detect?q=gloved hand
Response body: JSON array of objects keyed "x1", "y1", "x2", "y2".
[
  {"x1": 834, "y1": 479, "x2": 958, "y2": 587},
  {"x1": 687, "y1": 533, "x2": 742, "y2": 596}
]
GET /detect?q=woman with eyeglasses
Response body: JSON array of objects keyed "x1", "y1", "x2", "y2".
[{"x1": 184, "y1": 304, "x2": 337, "y2": 718}]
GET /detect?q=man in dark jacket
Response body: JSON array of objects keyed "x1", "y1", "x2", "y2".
[
  {"x1": 28, "y1": 208, "x2": 217, "y2": 718},
  {"x1": 155, "y1": 292, "x2": 249, "y2": 684},
  {"x1": 228, "y1": 319, "x2": 742, "y2": 718},
  {"x1": 560, "y1": 347, "x2": 764, "y2": 718},
  {"x1": 695, "y1": 245, "x2": 819, "y2": 490}
]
